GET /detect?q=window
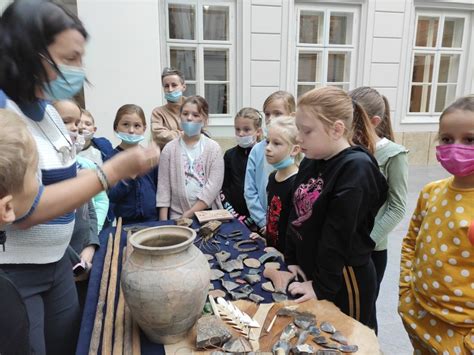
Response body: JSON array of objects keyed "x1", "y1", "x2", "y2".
[
  {"x1": 295, "y1": 5, "x2": 359, "y2": 97},
  {"x1": 165, "y1": 0, "x2": 235, "y2": 116},
  {"x1": 408, "y1": 12, "x2": 469, "y2": 116}
]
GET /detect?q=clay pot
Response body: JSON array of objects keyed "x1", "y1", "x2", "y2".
[{"x1": 121, "y1": 225, "x2": 210, "y2": 344}]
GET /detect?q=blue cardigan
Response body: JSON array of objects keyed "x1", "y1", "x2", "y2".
[{"x1": 107, "y1": 146, "x2": 158, "y2": 225}]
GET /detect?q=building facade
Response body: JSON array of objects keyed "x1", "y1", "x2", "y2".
[{"x1": 2, "y1": 0, "x2": 473, "y2": 164}]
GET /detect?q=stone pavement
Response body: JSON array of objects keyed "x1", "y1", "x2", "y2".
[{"x1": 377, "y1": 165, "x2": 449, "y2": 354}]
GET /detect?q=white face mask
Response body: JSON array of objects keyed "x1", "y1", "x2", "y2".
[
  {"x1": 235, "y1": 134, "x2": 256, "y2": 148},
  {"x1": 81, "y1": 129, "x2": 94, "y2": 141}
]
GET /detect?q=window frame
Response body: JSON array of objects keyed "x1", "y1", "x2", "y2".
[
  {"x1": 403, "y1": 9, "x2": 471, "y2": 124},
  {"x1": 163, "y1": 0, "x2": 236, "y2": 122},
  {"x1": 293, "y1": 3, "x2": 360, "y2": 96}
]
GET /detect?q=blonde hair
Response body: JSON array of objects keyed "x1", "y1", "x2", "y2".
[
  {"x1": 298, "y1": 86, "x2": 376, "y2": 154},
  {"x1": 263, "y1": 91, "x2": 296, "y2": 115},
  {"x1": 267, "y1": 115, "x2": 303, "y2": 164},
  {"x1": 80, "y1": 109, "x2": 95, "y2": 125},
  {"x1": 0, "y1": 110, "x2": 37, "y2": 196}
]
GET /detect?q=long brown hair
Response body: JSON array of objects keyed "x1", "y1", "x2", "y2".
[
  {"x1": 298, "y1": 86, "x2": 376, "y2": 154},
  {"x1": 349, "y1": 86, "x2": 394, "y2": 141},
  {"x1": 263, "y1": 91, "x2": 296, "y2": 114},
  {"x1": 439, "y1": 95, "x2": 474, "y2": 121},
  {"x1": 113, "y1": 104, "x2": 146, "y2": 130}
]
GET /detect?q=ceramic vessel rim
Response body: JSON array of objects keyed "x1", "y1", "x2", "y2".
[{"x1": 129, "y1": 225, "x2": 196, "y2": 252}]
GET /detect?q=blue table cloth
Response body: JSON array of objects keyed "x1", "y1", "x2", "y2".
[{"x1": 76, "y1": 218, "x2": 284, "y2": 354}]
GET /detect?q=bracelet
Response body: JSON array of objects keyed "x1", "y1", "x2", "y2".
[{"x1": 95, "y1": 166, "x2": 110, "y2": 191}]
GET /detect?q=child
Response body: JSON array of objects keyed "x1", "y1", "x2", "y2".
[
  {"x1": 222, "y1": 107, "x2": 263, "y2": 227},
  {"x1": 78, "y1": 109, "x2": 114, "y2": 165},
  {"x1": 108, "y1": 104, "x2": 158, "y2": 224},
  {"x1": 244, "y1": 91, "x2": 295, "y2": 234},
  {"x1": 151, "y1": 67, "x2": 187, "y2": 149},
  {"x1": 286, "y1": 86, "x2": 388, "y2": 329},
  {"x1": 398, "y1": 95, "x2": 474, "y2": 354},
  {"x1": 350, "y1": 87, "x2": 409, "y2": 325},
  {"x1": 265, "y1": 116, "x2": 301, "y2": 253},
  {"x1": 157, "y1": 96, "x2": 224, "y2": 220},
  {"x1": 0, "y1": 110, "x2": 41, "y2": 226},
  {"x1": 53, "y1": 100, "x2": 109, "y2": 232}
]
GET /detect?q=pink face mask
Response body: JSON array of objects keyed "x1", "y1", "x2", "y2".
[{"x1": 436, "y1": 144, "x2": 474, "y2": 177}]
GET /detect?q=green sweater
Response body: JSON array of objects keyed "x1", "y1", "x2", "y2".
[{"x1": 371, "y1": 138, "x2": 408, "y2": 251}]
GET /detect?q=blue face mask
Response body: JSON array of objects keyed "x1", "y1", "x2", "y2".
[
  {"x1": 115, "y1": 132, "x2": 145, "y2": 145},
  {"x1": 182, "y1": 121, "x2": 202, "y2": 137},
  {"x1": 164, "y1": 90, "x2": 183, "y2": 103},
  {"x1": 43, "y1": 64, "x2": 86, "y2": 100},
  {"x1": 271, "y1": 156, "x2": 295, "y2": 170}
]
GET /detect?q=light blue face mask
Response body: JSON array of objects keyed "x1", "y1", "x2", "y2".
[
  {"x1": 115, "y1": 131, "x2": 145, "y2": 145},
  {"x1": 164, "y1": 90, "x2": 183, "y2": 103},
  {"x1": 43, "y1": 64, "x2": 86, "y2": 100},
  {"x1": 271, "y1": 156, "x2": 295, "y2": 170},
  {"x1": 182, "y1": 121, "x2": 202, "y2": 137}
]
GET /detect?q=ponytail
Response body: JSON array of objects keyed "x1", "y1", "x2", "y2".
[
  {"x1": 351, "y1": 100, "x2": 376, "y2": 155},
  {"x1": 376, "y1": 95, "x2": 395, "y2": 141}
]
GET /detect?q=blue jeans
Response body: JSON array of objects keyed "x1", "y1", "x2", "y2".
[{"x1": 1, "y1": 254, "x2": 80, "y2": 355}]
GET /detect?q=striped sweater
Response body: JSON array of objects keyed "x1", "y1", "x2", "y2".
[{"x1": 0, "y1": 91, "x2": 76, "y2": 264}]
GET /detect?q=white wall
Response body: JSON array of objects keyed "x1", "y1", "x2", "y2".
[{"x1": 77, "y1": 0, "x2": 163, "y2": 144}]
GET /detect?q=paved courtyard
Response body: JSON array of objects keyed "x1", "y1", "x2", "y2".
[{"x1": 377, "y1": 165, "x2": 449, "y2": 354}]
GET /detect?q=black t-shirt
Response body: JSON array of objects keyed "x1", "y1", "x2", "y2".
[
  {"x1": 222, "y1": 145, "x2": 252, "y2": 216},
  {"x1": 285, "y1": 146, "x2": 388, "y2": 301},
  {"x1": 266, "y1": 171, "x2": 297, "y2": 254}
]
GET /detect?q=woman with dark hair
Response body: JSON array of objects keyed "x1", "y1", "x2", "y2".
[{"x1": 0, "y1": 1, "x2": 159, "y2": 354}]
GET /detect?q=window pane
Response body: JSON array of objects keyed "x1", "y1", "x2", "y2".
[
  {"x1": 438, "y1": 54, "x2": 460, "y2": 83},
  {"x1": 298, "y1": 53, "x2": 321, "y2": 82},
  {"x1": 410, "y1": 85, "x2": 431, "y2": 112},
  {"x1": 205, "y1": 84, "x2": 228, "y2": 114},
  {"x1": 168, "y1": 4, "x2": 195, "y2": 40},
  {"x1": 183, "y1": 84, "x2": 196, "y2": 97},
  {"x1": 297, "y1": 85, "x2": 316, "y2": 98},
  {"x1": 204, "y1": 50, "x2": 227, "y2": 81},
  {"x1": 435, "y1": 85, "x2": 457, "y2": 112},
  {"x1": 170, "y1": 48, "x2": 196, "y2": 81},
  {"x1": 203, "y1": 6, "x2": 229, "y2": 41},
  {"x1": 327, "y1": 52, "x2": 350, "y2": 82},
  {"x1": 299, "y1": 11, "x2": 323, "y2": 44},
  {"x1": 412, "y1": 54, "x2": 434, "y2": 83},
  {"x1": 415, "y1": 16, "x2": 438, "y2": 47},
  {"x1": 442, "y1": 17, "x2": 464, "y2": 48},
  {"x1": 329, "y1": 13, "x2": 353, "y2": 45}
]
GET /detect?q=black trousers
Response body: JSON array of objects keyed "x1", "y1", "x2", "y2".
[
  {"x1": 334, "y1": 259, "x2": 377, "y2": 330},
  {"x1": 370, "y1": 249, "x2": 388, "y2": 334},
  {"x1": 1, "y1": 254, "x2": 81, "y2": 355}
]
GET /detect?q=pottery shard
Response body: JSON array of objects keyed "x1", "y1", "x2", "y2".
[
  {"x1": 196, "y1": 315, "x2": 232, "y2": 349},
  {"x1": 208, "y1": 289, "x2": 226, "y2": 299},
  {"x1": 176, "y1": 217, "x2": 193, "y2": 227},
  {"x1": 331, "y1": 331, "x2": 348, "y2": 345},
  {"x1": 321, "y1": 321, "x2": 336, "y2": 334},
  {"x1": 204, "y1": 254, "x2": 214, "y2": 261},
  {"x1": 272, "y1": 293, "x2": 288, "y2": 303},
  {"x1": 229, "y1": 271, "x2": 241, "y2": 278},
  {"x1": 215, "y1": 251, "x2": 231, "y2": 264},
  {"x1": 293, "y1": 343, "x2": 315, "y2": 355},
  {"x1": 243, "y1": 258, "x2": 261, "y2": 268},
  {"x1": 339, "y1": 344, "x2": 358, "y2": 353},
  {"x1": 263, "y1": 268, "x2": 295, "y2": 294},
  {"x1": 261, "y1": 281, "x2": 275, "y2": 292},
  {"x1": 264, "y1": 262, "x2": 280, "y2": 270},
  {"x1": 248, "y1": 293, "x2": 264, "y2": 304},
  {"x1": 221, "y1": 259, "x2": 244, "y2": 273},
  {"x1": 243, "y1": 274, "x2": 261, "y2": 285},
  {"x1": 316, "y1": 350, "x2": 341, "y2": 355},
  {"x1": 221, "y1": 280, "x2": 239, "y2": 292},
  {"x1": 228, "y1": 291, "x2": 248, "y2": 300},
  {"x1": 222, "y1": 337, "x2": 253, "y2": 353},
  {"x1": 235, "y1": 278, "x2": 247, "y2": 285},
  {"x1": 248, "y1": 268, "x2": 260, "y2": 275},
  {"x1": 236, "y1": 253, "x2": 248, "y2": 261},
  {"x1": 210, "y1": 269, "x2": 225, "y2": 281}
]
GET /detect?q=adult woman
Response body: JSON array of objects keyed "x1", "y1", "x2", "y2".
[
  {"x1": 0, "y1": 1, "x2": 159, "y2": 353},
  {"x1": 150, "y1": 67, "x2": 187, "y2": 149}
]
